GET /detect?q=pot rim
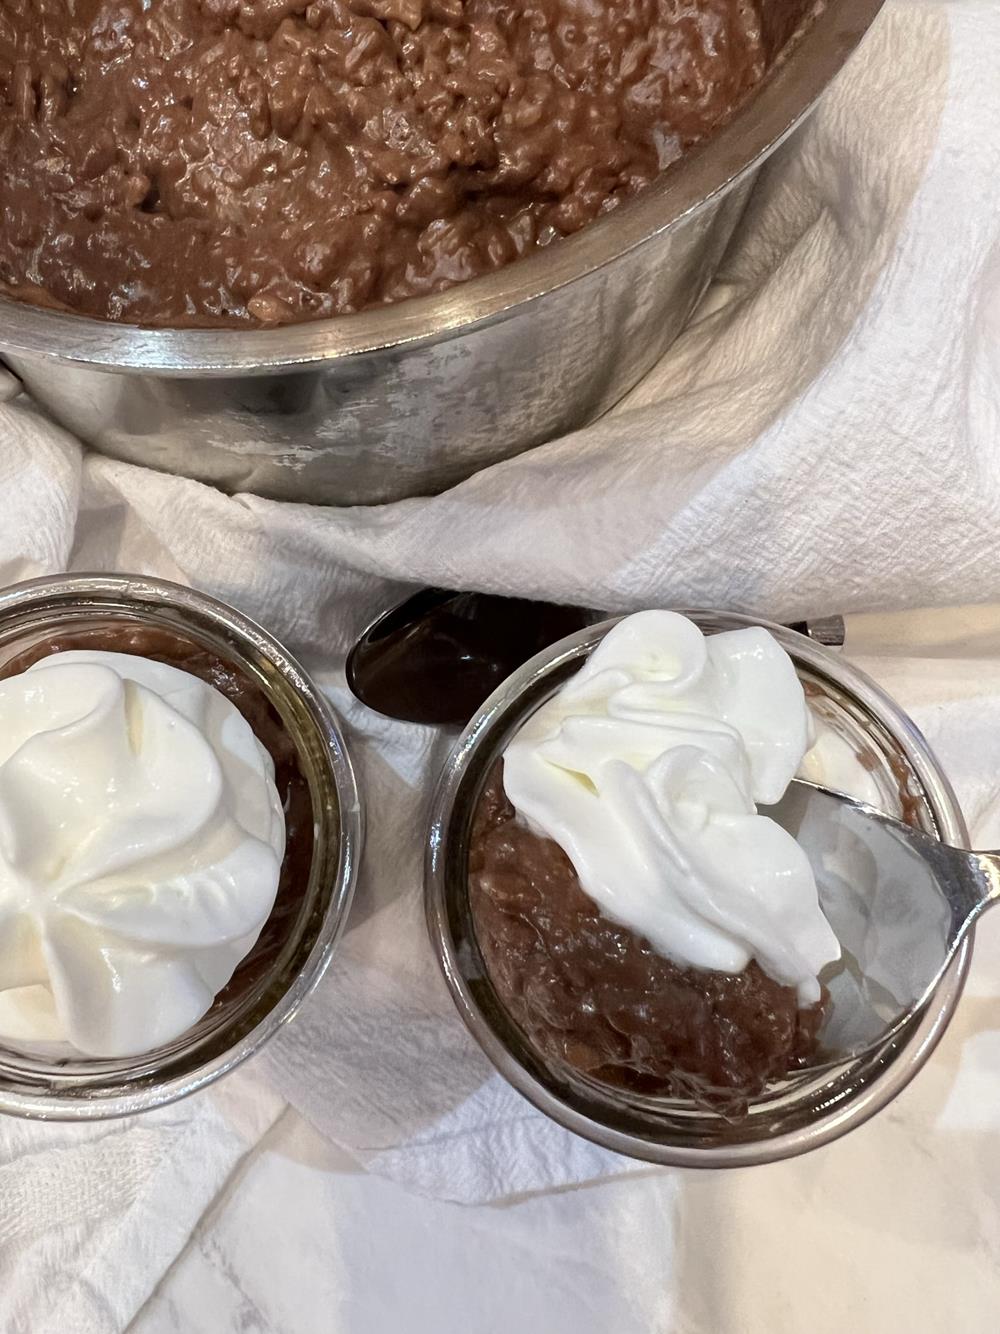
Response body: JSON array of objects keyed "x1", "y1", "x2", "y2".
[{"x1": 0, "y1": 0, "x2": 884, "y2": 375}]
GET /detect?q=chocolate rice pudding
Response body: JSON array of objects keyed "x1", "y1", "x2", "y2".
[
  {"x1": 0, "y1": 0, "x2": 766, "y2": 326},
  {"x1": 470, "y1": 763, "x2": 826, "y2": 1109}
]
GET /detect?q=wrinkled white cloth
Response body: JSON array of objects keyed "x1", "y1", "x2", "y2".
[{"x1": 1, "y1": 0, "x2": 999, "y2": 1327}]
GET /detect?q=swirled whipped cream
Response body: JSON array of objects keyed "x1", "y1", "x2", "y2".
[
  {"x1": 503, "y1": 611, "x2": 841, "y2": 1003},
  {"x1": 0, "y1": 650, "x2": 285, "y2": 1058}
]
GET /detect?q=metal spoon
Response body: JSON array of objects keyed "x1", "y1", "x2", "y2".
[
  {"x1": 768, "y1": 779, "x2": 997, "y2": 1064},
  {"x1": 346, "y1": 587, "x2": 845, "y2": 726},
  {"x1": 346, "y1": 589, "x2": 599, "y2": 726}
]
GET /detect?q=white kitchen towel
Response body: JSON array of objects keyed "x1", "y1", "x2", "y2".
[
  {"x1": 0, "y1": 0, "x2": 998, "y2": 1317},
  {"x1": 0, "y1": 1071, "x2": 286, "y2": 1334}
]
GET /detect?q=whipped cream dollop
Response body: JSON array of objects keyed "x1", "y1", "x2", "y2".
[
  {"x1": 503, "y1": 611, "x2": 841, "y2": 1003},
  {"x1": 0, "y1": 650, "x2": 285, "y2": 1058}
]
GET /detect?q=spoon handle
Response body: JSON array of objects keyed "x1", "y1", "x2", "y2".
[
  {"x1": 970, "y1": 853, "x2": 1000, "y2": 913},
  {"x1": 946, "y1": 850, "x2": 1000, "y2": 947}
]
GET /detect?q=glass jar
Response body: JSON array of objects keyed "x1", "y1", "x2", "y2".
[
  {"x1": 0, "y1": 573, "x2": 362, "y2": 1119},
  {"x1": 426, "y1": 612, "x2": 969, "y2": 1167}
]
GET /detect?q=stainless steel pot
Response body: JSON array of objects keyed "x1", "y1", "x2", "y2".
[{"x1": 0, "y1": 0, "x2": 883, "y2": 506}]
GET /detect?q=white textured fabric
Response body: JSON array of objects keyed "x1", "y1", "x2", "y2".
[
  {"x1": 0, "y1": 0, "x2": 998, "y2": 1326},
  {"x1": 0, "y1": 1071, "x2": 285, "y2": 1334}
]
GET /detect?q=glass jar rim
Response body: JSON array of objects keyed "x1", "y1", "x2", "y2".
[
  {"x1": 425, "y1": 610, "x2": 970, "y2": 1168},
  {"x1": 0, "y1": 572, "x2": 362, "y2": 1119}
]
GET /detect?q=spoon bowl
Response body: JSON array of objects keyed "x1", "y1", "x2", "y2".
[
  {"x1": 768, "y1": 780, "x2": 998, "y2": 1066},
  {"x1": 346, "y1": 589, "x2": 598, "y2": 725}
]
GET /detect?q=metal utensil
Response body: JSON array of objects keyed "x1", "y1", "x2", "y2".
[
  {"x1": 346, "y1": 589, "x2": 598, "y2": 726},
  {"x1": 768, "y1": 780, "x2": 996, "y2": 1065},
  {"x1": 346, "y1": 588, "x2": 845, "y2": 725}
]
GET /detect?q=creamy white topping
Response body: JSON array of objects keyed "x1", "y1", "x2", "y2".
[
  {"x1": 0, "y1": 651, "x2": 285, "y2": 1058},
  {"x1": 503, "y1": 611, "x2": 841, "y2": 1003}
]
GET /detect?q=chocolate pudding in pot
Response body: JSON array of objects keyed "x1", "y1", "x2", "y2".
[{"x1": 0, "y1": 0, "x2": 767, "y2": 326}]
